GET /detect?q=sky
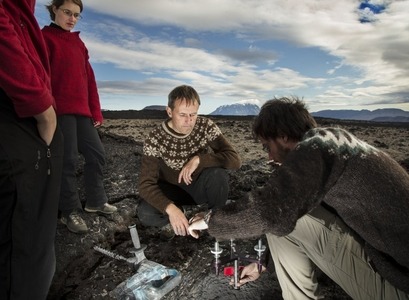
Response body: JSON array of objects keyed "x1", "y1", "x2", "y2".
[{"x1": 34, "y1": 0, "x2": 409, "y2": 114}]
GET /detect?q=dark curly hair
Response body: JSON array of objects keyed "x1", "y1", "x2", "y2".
[{"x1": 253, "y1": 96, "x2": 317, "y2": 142}]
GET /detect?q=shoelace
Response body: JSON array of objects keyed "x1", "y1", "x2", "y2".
[{"x1": 70, "y1": 214, "x2": 85, "y2": 225}]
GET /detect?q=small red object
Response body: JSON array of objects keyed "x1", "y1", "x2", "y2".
[
  {"x1": 223, "y1": 266, "x2": 234, "y2": 276},
  {"x1": 223, "y1": 266, "x2": 244, "y2": 276}
]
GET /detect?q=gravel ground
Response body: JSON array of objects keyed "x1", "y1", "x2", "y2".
[{"x1": 47, "y1": 113, "x2": 408, "y2": 299}]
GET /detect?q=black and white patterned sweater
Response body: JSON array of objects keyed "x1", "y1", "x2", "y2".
[
  {"x1": 208, "y1": 127, "x2": 409, "y2": 293},
  {"x1": 139, "y1": 116, "x2": 241, "y2": 213}
]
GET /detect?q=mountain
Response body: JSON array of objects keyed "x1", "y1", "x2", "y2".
[
  {"x1": 209, "y1": 103, "x2": 260, "y2": 116},
  {"x1": 102, "y1": 109, "x2": 167, "y2": 119},
  {"x1": 142, "y1": 105, "x2": 166, "y2": 111},
  {"x1": 311, "y1": 108, "x2": 409, "y2": 122}
]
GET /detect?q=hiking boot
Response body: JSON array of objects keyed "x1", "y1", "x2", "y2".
[
  {"x1": 85, "y1": 203, "x2": 117, "y2": 215},
  {"x1": 159, "y1": 223, "x2": 175, "y2": 241},
  {"x1": 61, "y1": 211, "x2": 88, "y2": 234}
]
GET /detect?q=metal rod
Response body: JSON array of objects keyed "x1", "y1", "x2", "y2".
[
  {"x1": 129, "y1": 224, "x2": 141, "y2": 249},
  {"x1": 93, "y1": 245, "x2": 128, "y2": 262},
  {"x1": 211, "y1": 240, "x2": 223, "y2": 275},
  {"x1": 233, "y1": 259, "x2": 239, "y2": 290}
]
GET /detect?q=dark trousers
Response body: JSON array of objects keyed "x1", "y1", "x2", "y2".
[
  {"x1": 0, "y1": 111, "x2": 63, "y2": 300},
  {"x1": 137, "y1": 167, "x2": 229, "y2": 227},
  {"x1": 58, "y1": 115, "x2": 107, "y2": 216}
]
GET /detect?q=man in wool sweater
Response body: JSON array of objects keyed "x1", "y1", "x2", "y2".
[
  {"x1": 189, "y1": 97, "x2": 409, "y2": 300},
  {"x1": 138, "y1": 85, "x2": 241, "y2": 240}
]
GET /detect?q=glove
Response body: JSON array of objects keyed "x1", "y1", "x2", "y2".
[{"x1": 188, "y1": 212, "x2": 210, "y2": 238}]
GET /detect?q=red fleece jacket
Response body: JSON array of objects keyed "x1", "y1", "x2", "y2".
[
  {"x1": 42, "y1": 25, "x2": 103, "y2": 123},
  {"x1": 0, "y1": 0, "x2": 54, "y2": 117}
]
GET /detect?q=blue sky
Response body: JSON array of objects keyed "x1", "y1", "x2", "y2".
[{"x1": 35, "y1": 0, "x2": 409, "y2": 114}]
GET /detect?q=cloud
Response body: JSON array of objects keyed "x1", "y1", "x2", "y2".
[
  {"x1": 218, "y1": 46, "x2": 278, "y2": 64},
  {"x1": 34, "y1": 0, "x2": 409, "y2": 112}
]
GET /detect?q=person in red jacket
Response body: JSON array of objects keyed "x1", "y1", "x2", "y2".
[
  {"x1": 42, "y1": 0, "x2": 116, "y2": 234},
  {"x1": 0, "y1": 0, "x2": 64, "y2": 299}
]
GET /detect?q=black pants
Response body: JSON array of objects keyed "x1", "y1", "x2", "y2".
[
  {"x1": 58, "y1": 115, "x2": 107, "y2": 216},
  {"x1": 137, "y1": 167, "x2": 229, "y2": 227},
  {"x1": 0, "y1": 111, "x2": 63, "y2": 300}
]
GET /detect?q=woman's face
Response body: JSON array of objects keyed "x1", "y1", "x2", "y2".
[{"x1": 53, "y1": 1, "x2": 81, "y2": 31}]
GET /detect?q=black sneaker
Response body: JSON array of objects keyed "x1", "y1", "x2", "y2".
[
  {"x1": 61, "y1": 211, "x2": 88, "y2": 234},
  {"x1": 159, "y1": 223, "x2": 175, "y2": 241}
]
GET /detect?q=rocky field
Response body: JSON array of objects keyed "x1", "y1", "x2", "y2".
[{"x1": 46, "y1": 113, "x2": 409, "y2": 300}]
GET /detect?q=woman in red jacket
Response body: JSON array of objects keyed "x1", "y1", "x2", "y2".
[{"x1": 42, "y1": 0, "x2": 116, "y2": 234}]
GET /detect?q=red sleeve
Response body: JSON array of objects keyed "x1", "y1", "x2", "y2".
[{"x1": 0, "y1": 2, "x2": 54, "y2": 117}]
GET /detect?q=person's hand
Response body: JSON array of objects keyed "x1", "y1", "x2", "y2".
[
  {"x1": 229, "y1": 262, "x2": 266, "y2": 287},
  {"x1": 34, "y1": 105, "x2": 57, "y2": 146},
  {"x1": 93, "y1": 120, "x2": 101, "y2": 127},
  {"x1": 178, "y1": 156, "x2": 200, "y2": 185},
  {"x1": 166, "y1": 204, "x2": 189, "y2": 236},
  {"x1": 188, "y1": 213, "x2": 208, "y2": 239}
]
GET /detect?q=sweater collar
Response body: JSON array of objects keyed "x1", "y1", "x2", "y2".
[
  {"x1": 50, "y1": 22, "x2": 67, "y2": 32},
  {"x1": 162, "y1": 118, "x2": 199, "y2": 138},
  {"x1": 43, "y1": 23, "x2": 81, "y2": 39}
]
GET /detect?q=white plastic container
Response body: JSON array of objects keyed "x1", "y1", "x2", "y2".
[{"x1": 110, "y1": 260, "x2": 182, "y2": 300}]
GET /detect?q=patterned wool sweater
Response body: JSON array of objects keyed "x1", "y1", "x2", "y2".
[
  {"x1": 138, "y1": 116, "x2": 241, "y2": 213},
  {"x1": 42, "y1": 24, "x2": 103, "y2": 123},
  {"x1": 208, "y1": 127, "x2": 409, "y2": 293}
]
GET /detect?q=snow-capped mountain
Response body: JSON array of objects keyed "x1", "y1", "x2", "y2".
[{"x1": 209, "y1": 102, "x2": 260, "y2": 116}]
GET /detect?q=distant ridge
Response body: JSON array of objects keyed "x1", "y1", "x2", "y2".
[
  {"x1": 102, "y1": 109, "x2": 167, "y2": 119},
  {"x1": 143, "y1": 105, "x2": 166, "y2": 111},
  {"x1": 102, "y1": 107, "x2": 409, "y2": 123},
  {"x1": 311, "y1": 108, "x2": 409, "y2": 123},
  {"x1": 372, "y1": 116, "x2": 409, "y2": 122}
]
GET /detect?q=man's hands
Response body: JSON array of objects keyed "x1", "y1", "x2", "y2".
[
  {"x1": 178, "y1": 155, "x2": 200, "y2": 185},
  {"x1": 34, "y1": 105, "x2": 57, "y2": 146},
  {"x1": 229, "y1": 262, "x2": 266, "y2": 287},
  {"x1": 165, "y1": 204, "x2": 210, "y2": 238},
  {"x1": 166, "y1": 203, "x2": 189, "y2": 236}
]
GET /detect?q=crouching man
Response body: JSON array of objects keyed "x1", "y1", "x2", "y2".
[
  {"x1": 189, "y1": 97, "x2": 409, "y2": 300},
  {"x1": 138, "y1": 85, "x2": 241, "y2": 240}
]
